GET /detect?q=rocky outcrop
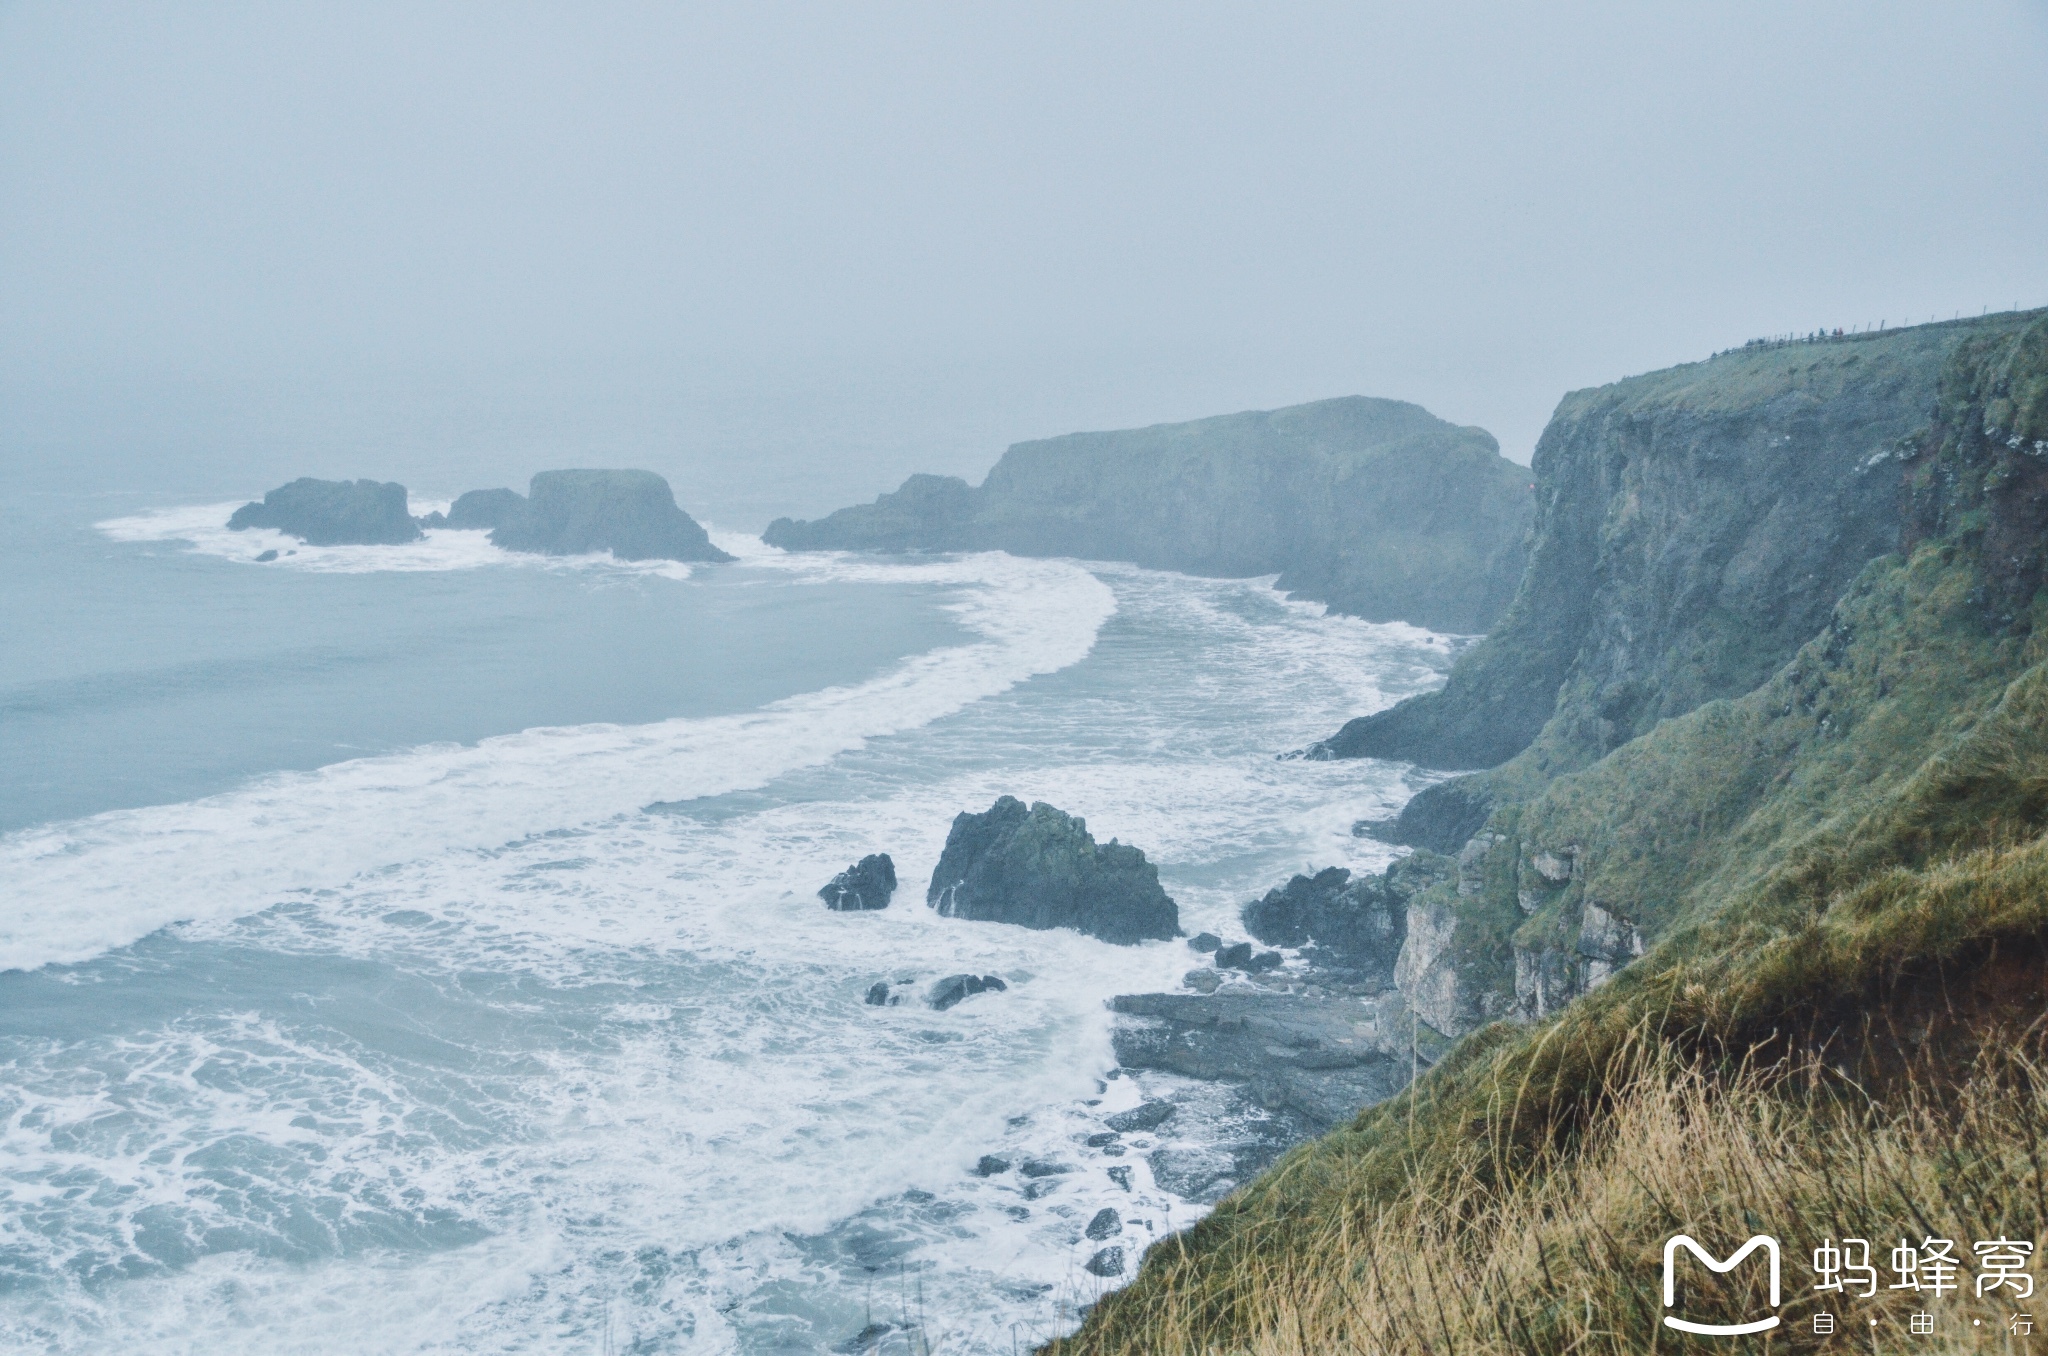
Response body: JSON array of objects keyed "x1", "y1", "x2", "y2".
[
  {"x1": 445, "y1": 487, "x2": 526, "y2": 530},
  {"x1": 1110, "y1": 991, "x2": 1415, "y2": 1131},
  {"x1": 927, "y1": 974, "x2": 1007, "y2": 1011},
  {"x1": 767, "y1": 396, "x2": 1534, "y2": 634},
  {"x1": 819, "y1": 854, "x2": 897, "y2": 911},
  {"x1": 489, "y1": 470, "x2": 734, "y2": 563},
  {"x1": 1241, "y1": 852, "x2": 1451, "y2": 978},
  {"x1": 1313, "y1": 318, "x2": 2036, "y2": 772},
  {"x1": 228, "y1": 478, "x2": 422, "y2": 545},
  {"x1": 926, "y1": 797, "x2": 1179, "y2": 944}
]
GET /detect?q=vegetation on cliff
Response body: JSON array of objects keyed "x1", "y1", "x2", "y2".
[
  {"x1": 1054, "y1": 313, "x2": 2048, "y2": 1352},
  {"x1": 765, "y1": 396, "x2": 1533, "y2": 634}
]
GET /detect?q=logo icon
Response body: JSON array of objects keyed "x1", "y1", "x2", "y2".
[{"x1": 1662, "y1": 1234, "x2": 1782, "y2": 1335}]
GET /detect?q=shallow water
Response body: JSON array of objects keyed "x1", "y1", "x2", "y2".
[{"x1": 0, "y1": 496, "x2": 1449, "y2": 1352}]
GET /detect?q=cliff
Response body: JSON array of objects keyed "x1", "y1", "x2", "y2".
[
  {"x1": 488, "y1": 470, "x2": 734, "y2": 563},
  {"x1": 227, "y1": 477, "x2": 422, "y2": 545},
  {"x1": 1057, "y1": 315, "x2": 2048, "y2": 1353},
  {"x1": 766, "y1": 396, "x2": 1534, "y2": 634},
  {"x1": 1313, "y1": 319, "x2": 2021, "y2": 774}
]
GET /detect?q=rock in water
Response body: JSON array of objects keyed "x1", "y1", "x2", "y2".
[
  {"x1": 488, "y1": 469, "x2": 735, "y2": 563},
  {"x1": 926, "y1": 974, "x2": 1007, "y2": 1011},
  {"x1": 926, "y1": 796, "x2": 1179, "y2": 944},
  {"x1": 445, "y1": 487, "x2": 526, "y2": 530},
  {"x1": 1104, "y1": 1101, "x2": 1177, "y2": 1133},
  {"x1": 1085, "y1": 1208, "x2": 1121, "y2": 1240},
  {"x1": 1083, "y1": 1246, "x2": 1125, "y2": 1277},
  {"x1": 819, "y1": 854, "x2": 897, "y2": 911},
  {"x1": 227, "y1": 478, "x2": 422, "y2": 545},
  {"x1": 863, "y1": 982, "x2": 891, "y2": 1006}
]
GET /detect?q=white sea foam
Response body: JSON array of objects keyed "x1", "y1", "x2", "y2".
[
  {"x1": 0, "y1": 547, "x2": 1116, "y2": 972},
  {"x1": 2, "y1": 536, "x2": 1450, "y2": 1353}
]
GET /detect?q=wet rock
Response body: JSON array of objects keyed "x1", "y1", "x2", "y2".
[
  {"x1": 820, "y1": 853, "x2": 897, "y2": 911},
  {"x1": 1110, "y1": 990, "x2": 1412, "y2": 1131},
  {"x1": 1147, "y1": 1147, "x2": 1237, "y2": 1201},
  {"x1": 1104, "y1": 1101, "x2": 1177, "y2": 1134},
  {"x1": 254, "y1": 549, "x2": 278, "y2": 562},
  {"x1": 1187, "y1": 932, "x2": 1222, "y2": 953},
  {"x1": 228, "y1": 478, "x2": 422, "y2": 545},
  {"x1": 927, "y1": 974, "x2": 1007, "y2": 1011},
  {"x1": 1084, "y1": 1131, "x2": 1120, "y2": 1148},
  {"x1": 1182, "y1": 968, "x2": 1220, "y2": 994},
  {"x1": 1018, "y1": 1159, "x2": 1070, "y2": 1179},
  {"x1": 973, "y1": 1155, "x2": 1011, "y2": 1177},
  {"x1": 864, "y1": 981, "x2": 891, "y2": 1006},
  {"x1": 488, "y1": 469, "x2": 734, "y2": 563},
  {"x1": 1085, "y1": 1208, "x2": 1122, "y2": 1241},
  {"x1": 927, "y1": 796, "x2": 1179, "y2": 944},
  {"x1": 834, "y1": 1322, "x2": 894, "y2": 1354},
  {"x1": 1106, "y1": 1166, "x2": 1132, "y2": 1191},
  {"x1": 1246, "y1": 949, "x2": 1285, "y2": 973},
  {"x1": 1213, "y1": 942, "x2": 1252, "y2": 969},
  {"x1": 445, "y1": 487, "x2": 526, "y2": 530},
  {"x1": 1083, "y1": 1246, "x2": 1125, "y2": 1278}
]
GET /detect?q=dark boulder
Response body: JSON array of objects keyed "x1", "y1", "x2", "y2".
[
  {"x1": 863, "y1": 982, "x2": 892, "y2": 1007},
  {"x1": 927, "y1": 974, "x2": 1007, "y2": 1011},
  {"x1": 1213, "y1": 942, "x2": 1252, "y2": 970},
  {"x1": 927, "y1": 796, "x2": 1179, "y2": 944},
  {"x1": 1241, "y1": 854, "x2": 1450, "y2": 980},
  {"x1": 1018, "y1": 1159, "x2": 1070, "y2": 1178},
  {"x1": 972, "y1": 1155, "x2": 1011, "y2": 1177},
  {"x1": 228, "y1": 478, "x2": 422, "y2": 545},
  {"x1": 819, "y1": 854, "x2": 897, "y2": 911},
  {"x1": 446, "y1": 487, "x2": 527, "y2": 530},
  {"x1": 1085, "y1": 1208, "x2": 1121, "y2": 1241},
  {"x1": 1083, "y1": 1246, "x2": 1126, "y2": 1277},
  {"x1": 1187, "y1": 932, "x2": 1221, "y2": 952},
  {"x1": 489, "y1": 469, "x2": 735, "y2": 563},
  {"x1": 1104, "y1": 1101, "x2": 1176, "y2": 1134}
]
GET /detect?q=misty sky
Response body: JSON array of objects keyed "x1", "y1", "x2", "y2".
[{"x1": 5, "y1": 2, "x2": 2047, "y2": 520}]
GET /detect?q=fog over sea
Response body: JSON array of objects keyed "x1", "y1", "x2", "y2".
[{"x1": 0, "y1": 452, "x2": 1450, "y2": 1352}]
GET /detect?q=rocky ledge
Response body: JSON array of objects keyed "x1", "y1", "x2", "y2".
[
  {"x1": 228, "y1": 477, "x2": 422, "y2": 545},
  {"x1": 927, "y1": 796, "x2": 1179, "y2": 944}
]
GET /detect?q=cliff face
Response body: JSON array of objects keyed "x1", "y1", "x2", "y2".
[
  {"x1": 765, "y1": 396, "x2": 1534, "y2": 634},
  {"x1": 1062, "y1": 312, "x2": 2048, "y2": 1356},
  {"x1": 1316, "y1": 319, "x2": 2027, "y2": 772}
]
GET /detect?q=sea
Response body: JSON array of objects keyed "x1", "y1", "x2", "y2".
[{"x1": 0, "y1": 463, "x2": 1451, "y2": 1352}]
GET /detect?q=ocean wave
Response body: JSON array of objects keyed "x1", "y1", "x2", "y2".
[{"x1": 0, "y1": 549, "x2": 1116, "y2": 973}]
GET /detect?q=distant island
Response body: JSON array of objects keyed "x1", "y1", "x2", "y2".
[
  {"x1": 766, "y1": 395, "x2": 1534, "y2": 634},
  {"x1": 229, "y1": 468, "x2": 732, "y2": 563}
]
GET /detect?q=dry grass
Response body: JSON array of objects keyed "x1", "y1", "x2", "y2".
[{"x1": 1053, "y1": 1028, "x2": 2048, "y2": 1355}]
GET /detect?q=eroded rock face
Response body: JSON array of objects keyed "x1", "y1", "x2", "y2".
[
  {"x1": 766, "y1": 396, "x2": 1534, "y2": 634},
  {"x1": 489, "y1": 470, "x2": 734, "y2": 563},
  {"x1": 228, "y1": 478, "x2": 422, "y2": 545},
  {"x1": 1314, "y1": 318, "x2": 2034, "y2": 771},
  {"x1": 820, "y1": 854, "x2": 897, "y2": 911},
  {"x1": 926, "y1": 796, "x2": 1179, "y2": 944}
]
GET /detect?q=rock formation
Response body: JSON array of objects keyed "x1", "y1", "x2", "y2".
[
  {"x1": 926, "y1": 974, "x2": 1007, "y2": 1011},
  {"x1": 927, "y1": 797, "x2": 1179, "y2": 944},
  {"x1": 445, "y1": 487, "x2": 526, "y2": 530},
  {"x1": 819, "y1": 854, "x2": 897, "y2": 911},
  {"x1": 228, "y1": 478, "x2": 422, "y2": 545},
  {"x1": 488, "y1": 470, "x2": 734, "y2": 563},
  {"x1": 1240, "y1": 853, "x2": 1451, "y2": 981},
  {"x1": 1310, "y1": 319, "x2": 2020, "y2": 777},
  {"x1": 766, "y1": 396, "x2": 1533, "y2": 634}
]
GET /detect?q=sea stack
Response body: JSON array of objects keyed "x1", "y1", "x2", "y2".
[
  {"x1": 487, "y1": 470, "x2": 735, "y2": 563},
  {"x1": 228, "y1": 478, "x2": 423, "y2": 545},
  {"x1": 926, "y1": 796, "x2": 1179, "y2": 944}
]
